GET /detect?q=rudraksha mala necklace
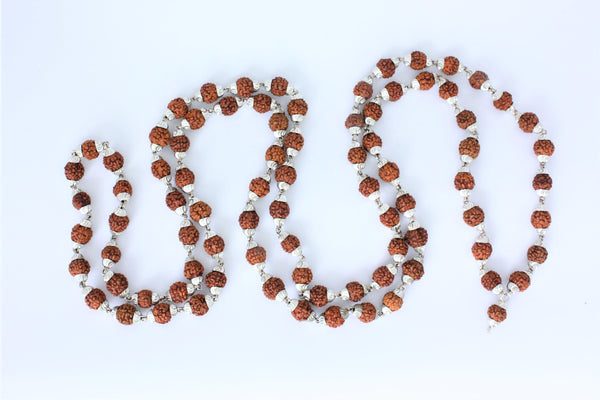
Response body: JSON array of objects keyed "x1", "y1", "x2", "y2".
[{"x1": 65, "y1": 51, "x2": 552, "y2": 329}]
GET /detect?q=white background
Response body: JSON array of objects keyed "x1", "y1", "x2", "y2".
[{"x1": 2, "y1": 0, "x2": 599, "y2": 398}]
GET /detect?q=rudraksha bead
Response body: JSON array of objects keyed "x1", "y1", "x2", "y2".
[
  {"x1": 190, "y1": 294, "x2": 209, "y2": 316},
  {"x1": 383, "y1": 292, "x2": 403, "y2": 311},
  {"x1": 190, "y1": 201, "x2": 212, "y2": 221},
  {"x1": 239, "y1": 210, "x2": 260, "y2": 229},
  {"x1": 410, "y1": 51, "x2": 427, "y2": 70},
  {"x1": 373, "y1": 266, "x2": 394, "y2": 287},
  {"x1": 292, "y1": 267, "x2": 313, "y2": 284},
  {"x1": 379, "y1": 162, "x2": 399, "y2": 182},
  {"x1": 249, "y1": 177, "x2": 270, "y2": 198},
  {"x1": 113, "y1": 180, "x2": 132, "y2": 197},
  {"x1": 385, "y1": 81, "x2": 403, "y2": 101},
  {"x1": 269, "y1": 201, "x2": 290, "y2": 219},
  {"x1": 324, "y1": 306, "x2": 345, "y2": 328},
  {"x1": 236, "y1": 77, "x2": 254, "y2": 98},
  {"x1": 263, "y1": 277, "x2": 285, "y2": 300},
  {"x1": 346, "y1": 281, "x2": 364, "y2": 302},
  {"x1": 292, "y1": 300, "x2": 312, "y2": 321},
  {"x1": 72, "y1": 192, "x2": 91, "y2": 210},
  {"x1": 459, "y1": 137, "x2": 480, "y2": 159},
  {"x1": 518, "y1": 112, "x2": 539, "y2": 133},
  {"x1": 205, "y1": 271, "x2": 227, "y2": 288},
  {"x1": 168, "y1": 98, "x2": 188, "y2": 118},
  {"x1": 481, "y1": 271, "x2": 502, "y2": 291},
  {"x1": 359, "y1": 302, "x2": 376, "y2": 323},
  {"x1": 388, "y1": 237, "x2": 408, "y2": 256},
  {"x1": 456, "y1": 110, "x2": 476, "y2": 129},
  {"x1": 531, "y1": 211, "x2": 551, "y2": 229},
  {"x1": 102, "y1": 245, "x2": 122, "y2": 262},
  {"x1": 85, "y1": 288, "x2": 106, "y2": 310},
  {"x1": 65, "y1": 162, "x2": 84, "y2": 181},
  {"x1": 468, "y1": 71, "x2": 488, "y2": 89},
  {"x1": 454, "y1": 172, "x2": 475, "y2": 190},
  {"x1": 509, "y1": 271, "x2": 531, "y2": 291},
  {"x1": 493, "y1": 92, "x2": 513, "y2": 111},
  {"x1": 487, "y1": 304, "x2": 507, "y2": 322},
  {"x1": 106, "y1": 273, "x2": 128, "y2": 296},
  {"x1": 380, "y1": 207, "x2": 400, "y2": 227},
  {"x1": 396, "y1": 193, "x2": 416, "y2": 213},
  {"x1": 151, "y1": 159, "x2": 171, "y2": 179},
  {"x1": 71, "y1": 224, "x2": 92, "y2": 244},
  {"x1": 347, "y1": 147, "x2": 367, "y2": 164},
  {"x1": 402, "y1": 259, "x2": 424, "y2": 280},
  {"x1": 185, "y1": 109, "x2": 205, "y2": 129},
  {"x1": 269, "y1": 113, "x2": 288, "y2": 131},
  {"x1": 376, "y1": 58, "x2": 396, "y2": 78},
  {"x1": 345, "y1": 113, "x2": 364, "y2": 129},
  {"x1": 152, "y1": 303, "x2": 171, "y2": 324},
  {"x1": 283, "y1": 132, "x2": 304, "y2": 151},
  {"x1": 533, "y1": 140, "x2": 554, "y2": 156},
  {"x1": 354, "y1": 81, "x2": 373, "y2": 99},
  {"x1": 288, "y1": 99, "x2": 308, "y2": 116},
  {"x1": 246, "y1": 246, "x2": 266, "y2": 264},
  {"x1": 166, "y1": 190, "x2": 186, "y2": 211},
  {"x1": 137, "y1": 290, "x2": 153, "y2": 308},
  {"x1": 439, "y1": 81, "x2": 458, "y2": 100},
  {"x1": 266, "y1": 145, "x2": 286, "y2": 164},
  {"x1": 252, "y1": 94, "x2": 272, "y2": 113},
  {"x1": 109, "y1": 213, "x2": 129, "y2": 232},
  {"x1": 281, "y1": 235, "x2": 300, "y2": 253},
  {"x1": 463, "y1": 206, "x2": 484, "y2": 227},
  {"x1": 270, "y1": 77, "x2": 288, "y2": 96},
  {"x1": 69, "y1": 258, "x2": 90, "y2": 276},
  {"x1": 363, "y1": 102, "x2": 382, "y2": 121},
  {"x1": 527, "y1": 245, "x2": 548, "y2": 264},
  {"x1": 116, "y1": 304, "x2": 136, "y2": 325},
  {"x1": 362, "y1": 132, "x2": 382, "y2": 150},
  {"x1": 219, "y1": 96, "x2": 238, "y2": 116},
  {"x1": 103, "y1": 152, "x2": 124, "y2": 172},
  {"x1": 416, "y1": 71, "x2": 435, "y2": 90},
  {"x1": 405, "y1": 227, "x2": 428, "y2": 248},
  {"x1": 170, "y1": 135, "x2": 190, "y2": 152},
  {"x1": 184, "y1": 260, "x2": 204, "y2": 279},
  {"x1": 533, "y1": 174, "x2": 552, "y2": 190},
  {"x1": 471, "y1": 242, "x2": 492, "y2": 260},
  {"x1": 359, "y1": 177, "x2": 379, "y2": 197},
  {"x1": 442, "y1": 56, "x2": 460, "y2": 75},
  {"x1": 81, "y1": 140, "x2": 99, "y2": 159},
  {"x1": 179, "y1": 225, "x2": 199, "y2": 245},
  {"x1": 204, "y1": 235, "x2": 225, "y2": 255},
  {"x1": 310, "y1": 285, "x2": 328, "y2": 307},
  {"x1": 169, "y1": 281, "x2": 188, "y2": 303},
  {"x1": 149, "y1": 126, "x2": 171, "y2": 147},
  {"x1": 200, "y1": 83, "x2": 218, "y2": 103},
  {"x1": 275, "y1": 165, "x2": 297, "y2": 184},
  {"x1": 175, "y1": 168, "x2": 195, "y2": 188}
]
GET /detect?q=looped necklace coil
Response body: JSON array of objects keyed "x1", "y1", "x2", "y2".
[{"x1": 65, "y1": 51, "x2": 552, "y2": 329}]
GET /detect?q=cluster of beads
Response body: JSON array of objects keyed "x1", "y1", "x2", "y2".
[{"x1": 345, "y1": 51, "x2": 552, "y2": 329}]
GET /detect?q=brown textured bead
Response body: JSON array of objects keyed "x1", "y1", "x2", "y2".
[
  {"x1": 362, "y1": 132, "x2": 382, "y2": 151},
  {"x1": 359, "y1": 177, "x2": 379, "y2": 197},
  {"x1": 531, "y1": 211, "x2": 551, "y2": 229},
  {"x1": 518, "y1": 112, "x2": 539, "y2": 133},
  {"x1": 266, "y1": 145, "x2": 286, "y2": 164},
  {"x1": 246, "y1": 246, "x2": 266, "y2": 265},
  {"x1": 396, "y1": 193, "x2": 416, "y2": 213},
  {"x1": 219, "y1": 97, "x2": 238, "y2": 116},
  {"x1": 102, "y1": 245, "x2": 122, "y2": 262},
  {"x1": 113, "y1": 180, "x2": 132, "y2": 197},
  {"x1": 107, "y1": 273, "x2": 128, "y2": 296},
  {"x1": 463, "y1": 206, "x2": 484, "y2": 226},
  {"x1": 454, "y1": 172, "x2": 475, "y2": 190},
  {"x1": 439, "y1": 81, "x2": 458, "y2": 100},
  {"x1": 281, "y1": 234, "x2": 300, "y2": 253},
  {"x1": 71, "y1": 224, "x2": 92, "y2": 244},
  {"x1": 85, "y1": 288, "x2": 106, "y2": 310},
  {"x1": 488, "y1": 304, "x2": 507, "y2": 322},
  {"x1": 324, "y1": 306, "x2": 345, "y2": 328},
  {"x1": 270, "y1": 77, "x2": 288, "y2": 96},
  {"x1": 442, "y1": 56, "x2": 460, "y2": 75},
  {"x1": 185, "y1": 109, "x2": 206, "y2": 129},
  {"x1": 292, "y1": 267, "x2": 313, "y2": 284},
  {"x1": 510, "y1": 271, "x2": 531, "y2": 291},
  {"x1": 166, "y1": 190, "x2": 186, "y2": 211},
  {"x1": 72, "y1": 191, "x2": 91, "y2": 210},
  {"x1": 493, "y1": 92, "x2": 513, "y2": 111},
  {"x1": 65, "y1": 162, "x2": 84, "y2": 181},
  {"x1": 456, "y1": 110, "x2": 476, "y2": 129},
  {"x1": 310, "y1": 285, "x2": 328, "y2": 307},
  {"x1": 388, "y1": 237, "x2": 408, "y2": 256},
  {"x1": 275, "y1": 165, "x2": 297, "y2": 184},
  {"x1": 170, "y1": 135, "x2": 190, "y2": 152},
  {"x1": 472, "y1": 242, "x2": 492, "y2": 260},
  {"x1": 527, "y1": 245, "x2": 548, "y2": 264},
  {"x1": 459, "y1": 137, "x2": 480, "y2": 159},
  {"x1": 236, "y1": 77, "x2": 254, "y2": 98},
  {"x1": 410, "y1": 51, "x2": 427, "y2": 70},
  {"x1": 469, "y1": 71, "x2": 489, "y2": 89},
  {"x1": 534, "y1": 140, "x2": 555, "y2": 156},
  {"x1": 239, "y1": 210, "x2": 259, "y2": 229},
  {"x1": 109, "y1": 214, "x2": 129, "y2": 233},
  {"x1": 103, "y1": 152, "x2": 124, "y2": 172},
  {"x1": 249, "y1": 177, "x2": 270, "y2": 197},
  {"x1": 385, "y1": 81, "x2": 403, "y2": 101},
  {"x1": 184, "y1": 260, "x2": 204, "y2": 279},
  {"x1": 189, "y1": 201, "x2": 211, "y2": 221},
  {"x1": 481, "y1": 271, "x2": 501, "y2": 291},
  {"x1": 168, "y1": 98, "x2": 188, "y2": 119},
  {"x1": 179, "y1": 225, "x2": 199, "y2": 245},
  {"x1": 269, "y1": 201, "x2": 290, "y2": 219},
  {"x1": 269, "y1": 113, "x2": 288, "y2": 131},
  {"x1": 363, "y1": 102, "x2": 382, "y2": 121},
  {"x1": 175, "y1": 168, "x2": 195, "y2": 188},
  {"x1": 347, "y1": 147, "x2": 367, "y2": 164},
  {"x1": 346, "y1": 281, "x2": 364, "y2": 302},
  {"x1": 379, "y1": 162, "x2": 399, "y2": 182},
  {"x1": 288, "y1": 99, "x2": 308, "y2": 116},
  {"x1": 81, "y1": 140, "x2": 99, "y2": 160},
  {"x1": 170, "y1": 281, "x2": 188, "y2": 303},
  {"x1": 263, "y1": 277, "x2": 285, "y2": 300},
  {"x1": 292, "y1": 300, "x2": 312, "y2": 321},
  {"x1": 405, "y1": 227, "x2": 428, "y2": 248},
  {"x1": 204, "y1": 235, "x2": 225, "y2": 255},
  {"x1": 205, "y1": 271, "x2": 227, "y2": 288},
  {"x1": 137, "y1": 290, "x2": 153, "y2": 308},
  {"x1": 152, "y1": 303, "x2": 172, "y2": 324},
  {"x1": 358, "y1": 302, "x2": 376, "y2": 323},
  {"x1": 376, "y1": 58, "x2": 396, "y2": 78},
  {"x1": 354, "y1": 81, "x2": 373, "y2": 99},
  {"x1": 116, "y1": 304, "x2": 136, "y2": 325},
  {"x1": 416, "y1": 71, "x2": 435, "y2": 90},
  {"x1": 345, "y1": 113, "x2": 364, "y2": 129},
  {"x1": 373, "y1": 266, "x2": 394, "y2": 287},
  {"x1": 151, "y1": 159, "x2": 171, "y2": 179},
  {"x1": 380, "y1": 207, "x2": 400, "y2": 228},
  {"x1": 283, "y1": 132, "x2": 304, "y2": 151},
  {"x1": 533, "y1": 174, "x2": 552, "y2": 190},
  {"x1": 252, "y1": 94, "x2": 272, "y2": 113},
  {"x1": 200, "y1": 83, "x2": 218, "y2": 103},
  {"x1": 69, "y1": 258, "x2": 90, "y2": 276},
  {"x1": 190, "y1": 294, "x2": 209, "y2": 316},
  {"x1": 402, "y1": 259, "x2": 424, "y2": 280},
  {"x1": 383, "y1": 292, "x2": 403, "y2": 311}
]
